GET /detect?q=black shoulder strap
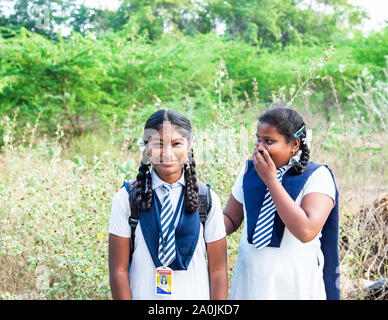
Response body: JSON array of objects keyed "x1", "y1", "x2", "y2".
[
  {"x1": 122, "y1": 180, "x2": 138, "y2": 265},
  {"x1": 197, "y1": 182, "x2": 212, "y2": 228}
]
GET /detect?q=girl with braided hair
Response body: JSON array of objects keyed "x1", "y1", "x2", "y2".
[
  {"x1": 108, "y1": 109, "x2": 227, "y2": 300},
  {"x1": 224, "y1": 106, "x2": 340, "y2": 300}
]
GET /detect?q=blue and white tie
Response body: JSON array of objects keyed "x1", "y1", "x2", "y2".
[
  {"x1": 252, "y1": 167, "x2": 287, "y2": 249},
  {"x1": 158, "y1": 184, "x2": 176, "y2": 266}
]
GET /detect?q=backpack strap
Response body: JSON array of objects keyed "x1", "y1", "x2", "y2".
[
  {"x1": 121, "y1": 180, "x2": 138, "y2": 265},
  {"x1": 197, "y1": 182, "x2": 212, "y2": 228}
]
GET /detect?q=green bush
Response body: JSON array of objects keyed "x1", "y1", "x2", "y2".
[{"x1": 1, "y1": 27, "x2": 387, "y2": 140}]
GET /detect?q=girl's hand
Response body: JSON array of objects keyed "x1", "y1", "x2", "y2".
[{"x1": 252, "y1": 146, "x2": 278, "y2": 187}]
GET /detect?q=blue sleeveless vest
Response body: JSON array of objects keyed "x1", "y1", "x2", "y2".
[
  {"x1": 139, "y1": 188, "x2": 201, "y2": 271},
  {"x1": 243, "y1": 160, "x2": 340, "y2": 300}
]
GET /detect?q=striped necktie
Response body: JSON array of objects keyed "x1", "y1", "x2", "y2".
[
  {"x1": 252, "y1": 167, "x2": 287, "y2": 249},
  {"x1": 158, "y1": 184, "x2": 176, "y2": 266}
]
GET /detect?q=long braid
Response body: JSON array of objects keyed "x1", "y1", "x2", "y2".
[
  {"x1": 135, "y1": 149, "x2": 153, "y2": 211},
  {"x1": 290, "y1": 127, "x2": 310, "y2": 175},
  {"x1": 184, "y1": 149, "x2": 199, "y2": 213}
]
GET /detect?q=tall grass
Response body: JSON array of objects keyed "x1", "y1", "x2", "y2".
[{"x1": 0, "y1": 54, "x2": 387, "y2": 299}]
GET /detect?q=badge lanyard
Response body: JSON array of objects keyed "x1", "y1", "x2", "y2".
[{"x1": 154, "y1": 187, "x2": 185, "y2": 296}]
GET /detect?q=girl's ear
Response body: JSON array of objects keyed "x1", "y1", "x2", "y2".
[{"x1": 291, "y1": 138, "x2": 301, "y2": 154}]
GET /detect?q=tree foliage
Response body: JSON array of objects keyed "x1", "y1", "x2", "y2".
[
  {"x1": 1, "y1": 0, "x2": 367, "y2": 45},
  {"x1": 0, "y1": 0, "x2": 385, "y2": 140},
  {"x1": 0, "y1": 28, "x2": 121, "y2": 137},
  {"x1": 205, "y1": 0, "x2": 366, "y2": 47}
]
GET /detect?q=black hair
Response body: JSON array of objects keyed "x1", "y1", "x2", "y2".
[
  {"x1": 135, "y1": 109, "x2": 199, "y2": 213},
  {"x1": 258, "y1": 107, "x2": 310, "y2": 175}
]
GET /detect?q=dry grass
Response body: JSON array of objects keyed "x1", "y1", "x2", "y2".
[
  {"x1": 1, "y1": 112, "x2": 387, "y2": 300},
  {"x1": 313, "y1": 128, "x2": 388, "y2": 299},
  {"x1": 1, "y1": 58, "x2": 387, "y2": 300}
]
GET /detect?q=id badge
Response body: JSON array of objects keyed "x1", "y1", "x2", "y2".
[{"x1": 155, "y1": 266, "x2": 173, "y2": 296}]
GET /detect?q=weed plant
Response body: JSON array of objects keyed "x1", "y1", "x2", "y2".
[{"x1": 0, "y1": 52, "x2": 387, "y2": 299}]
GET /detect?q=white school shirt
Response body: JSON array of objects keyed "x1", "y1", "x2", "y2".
[
  {"x1": 109, "y1": 169, "x2": 226, "y2": 300},
  {"x1": 229, "y1": 157, "x2": 336, "y2": 300}
]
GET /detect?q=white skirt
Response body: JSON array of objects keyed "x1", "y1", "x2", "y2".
[{"x1": 229, "y1": 224, "x2": 326, "y2": 300}]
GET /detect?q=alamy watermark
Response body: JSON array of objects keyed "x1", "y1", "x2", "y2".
[
  {"x1": 138, "y1": 120, "x2": 255, "y2": 166},
  {"x1": 34, "y1": 6, "x2": 50, "y2": 30}
]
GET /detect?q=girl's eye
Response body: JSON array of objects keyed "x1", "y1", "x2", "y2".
[{"x1": 257, "y1": 138, "x2": 273, "y2": 144}]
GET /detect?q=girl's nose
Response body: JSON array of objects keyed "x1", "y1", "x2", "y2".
[
  {"x1": 162, "y1": 144, "x2": 173, "y2": 161},
  {"x1": 256, "y1": 140, "x2": 265, "y2": 150}
]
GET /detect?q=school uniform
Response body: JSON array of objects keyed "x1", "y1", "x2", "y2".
[
  {"x1": 109, "y1": 169, "x2": 226, "y2": 300},
  {"x1": 229, "y1": 153, "x2": 339, "y2": 300}
]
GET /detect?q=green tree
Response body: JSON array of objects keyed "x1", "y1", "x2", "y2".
[
  {"x1": 0, "y1": 28, "x2": 119, "y2": 137},
  {"x1": 205, "y1": 0, "x2": 366, "y2": 47},
  {"x1": 0, "y1": 0, "x2": 116, "y2": 39},
  {"x1": 3, "y1": 0, "x2": 72, "y2": 39},
  {"x1": 112, "y1": 0, "x2": 212, "y2": 40},
  {"x1": 67, "y1": 3, "x2": 118, "y2": 37}
]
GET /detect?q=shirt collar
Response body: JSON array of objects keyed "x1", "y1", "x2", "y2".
[
  {"x1": 280, "y1": 150, "x2": 302, "y2": 172},
  {"x1": 288, "y1": 149, "x2": 302, "y2": 166},
  {"x1": 151, "y1": 167, "x2": 186, "y2": 190}
]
